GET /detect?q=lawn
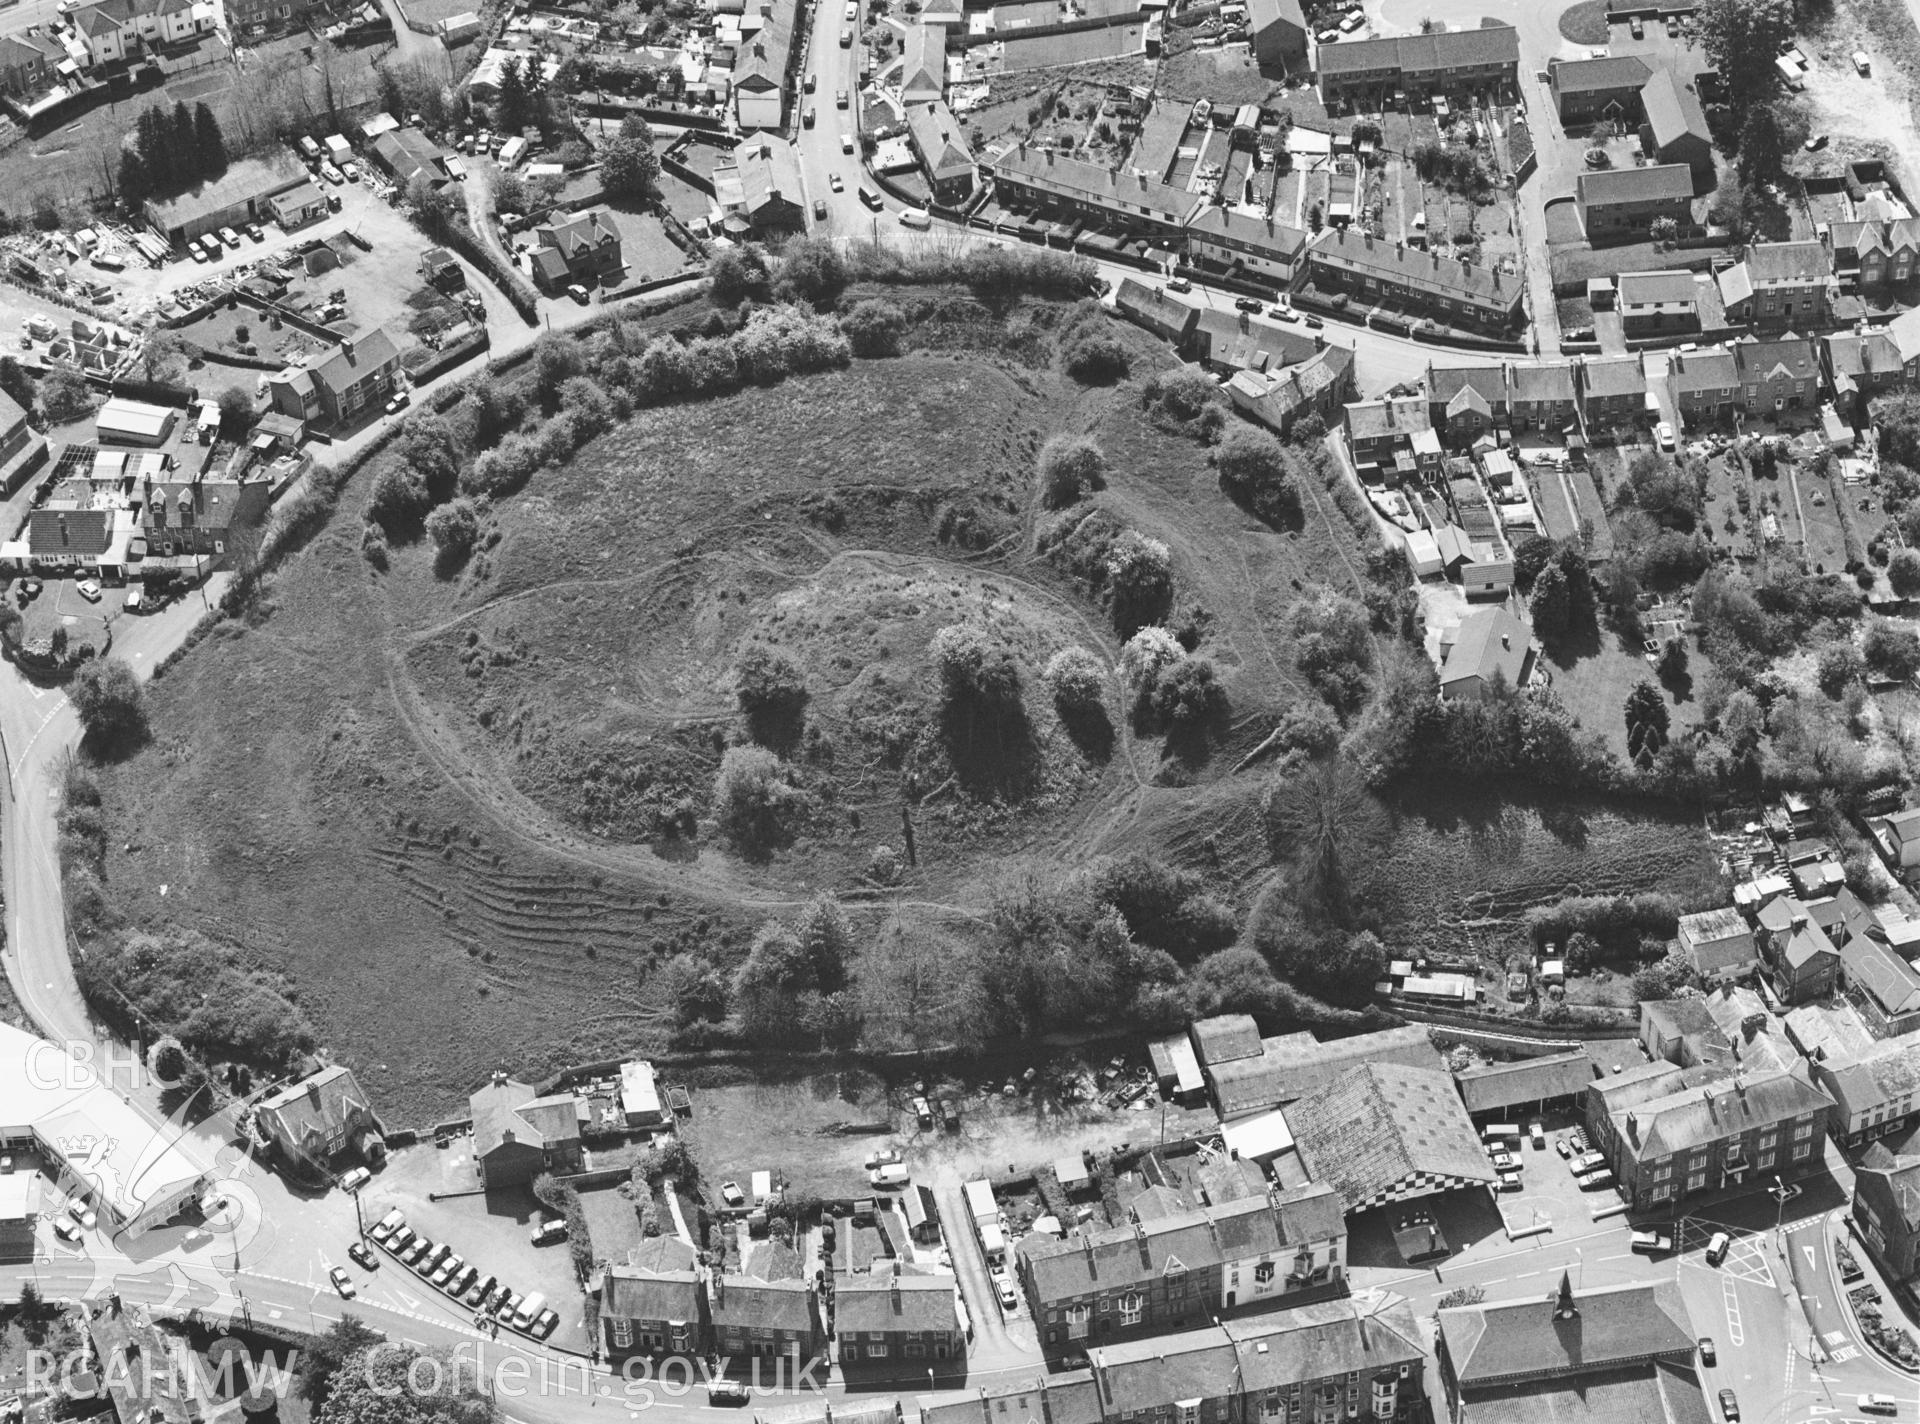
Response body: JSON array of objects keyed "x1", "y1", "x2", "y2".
[
  {"x1": 1558, "y1": 0, "x2": 1608, "y2": 44},
  {"x1": 1547, "y1": 635, "x2": 1699, "y2": 761},
  {"x1": 1156, "y1": 46, "x2": 1282, "y2": 105}
]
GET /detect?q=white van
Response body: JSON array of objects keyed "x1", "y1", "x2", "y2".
[
  {"x1": 899, "y1": 208, "x2": 931, "y2": 230},
  {"x1": 869, "y1": 1162, "x2": 910, "y2": 1188},
  {"x1": 512, "y1": 1291, "x2": 547, "y2": 1331},
  {"x1": 1859, "y1": 1397, "x2": 1897, "y2": 1416}
]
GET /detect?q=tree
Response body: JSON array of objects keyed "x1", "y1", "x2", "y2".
[
  {"x1": 841, "y1": 299, "x2": 905, "y2": 357},
  {"x1": 1214, "y1": 425, "x2": 1298, "y2": 525},
  {"x1": 299, "y1": 1317, "x2": 383, "y2": 1409},
  {"x1": 1106, "y1": 531, "x2": 1174, "y2": 639},
  {"x1": 932, "y1": 624, "x2": 1020, "y2": 709},
  {"x1": 775, "y1": 236, "x2": 848, "y2": 309},
  {"x1": 1738, "y1": 105, "x2": 1792, "y2": 184},
  {"x1": 658, "y1": 953, "x2": 728, "y2": 1029},
  {"x1": 599, "y1": 114, "x2": 660, "y2": 203},
  {"x1": 171, "y1": 102, "x2": 198, "y2": 183},
  {"x1": 1149, "y1": 655, "x2": 1227, "y2": 732},
  {"x1": 1289, "y1": 588, "x2": 1374, "y2": 715},
  {"x1": 1530, "y1": 562, "x2": 1571, "y2": 643},
  {"x1": 1624, "y1": 680, "x2": 1670, "y2": 766},
  {"x1": 407, "y1": 173, "x2": 458, "y2": 240},
  {"x1": 1062, "y1": 334, "x2": 1129, "y2": 384},
  {"x1": 193, "y1": 103, "x2": 226, "y2": 177},
  {"x1": 217, "y1": 385, "x2": 254, "y2": 438},
  {"x1": 1866, "y1": 620, "x2": 1920, "y2": 681},
  {"x1": 1038, "y1": 434, "x2": 1107, "y2": 509},
  {"x1": 1697, "y1": 0, "x2": 1792, "y2": 107},
  {"x1": 316, "y1": 1343, "x2": 492, "y2": 1424},
  {"x1": 706, "y1": 246, "x2": 769, "y2": 306},
  {"x1": 712, "y1": 745, "x2": 805, "y2": 853},
  {"x1": 40, "y1": 369, "x2": 97, "y2": 424},
  {"x1": 1265, "y1": 755, "x2": 1387, "y2": 924},
  {"x1": 1649, "y1": 215, "x2": 1678, "y2": 247},
  {"x1": 734, "y1": 645, "x2": 808, "y2": 746},
  {"x1": 367, "y1": 465, "x2": 430, "y2": 537},
  {"x1": 70, "y1": 658, "x2": 145, "y2": 749},
  {"x1": 495, "y1": 55, "x2": 530, "y2": 133},
  {"x1": 1891, "y1": 549, "x2": 1920, "y2": 597},
  {"x1": 793, "y1": 892, "x2": 853, "y2": 991},
  {"x1": 1307, "y1": 201, "x2": 1323, "y2": 232},
  {"x1": 1512, "y1": 533, "x2": 1556, "y2": 592},
  {"x1": 117, "y1": 148, "x2": 150, "y2": 205},
  {"x1": 1657, "y1": 637, "x2": 1689, "y2": 686},
  {"x1": 1044, "y1": 646, "x2": 1107, "y2": 716}
]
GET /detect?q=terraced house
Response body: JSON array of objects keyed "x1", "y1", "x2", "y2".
[
  {"x1": 985, "y1": 143, "x2": 1197, "y2": 240},
  {"x1": 1853, "y1": 1132, "x2": 1920, "y2": 1282},
  {"x1": 1314, "y1": 24, "x2": 1519, "y2": 107},
  {"x1": 1017, "y1": 1188, "x2": 1346, "y2": 1353},
  {"x1": 1306, "y1": 228, "x2": 1521, "y2": 331},
  {"x1": 1426, "y1": 364, "x2": 1509, "y2": 446},
  {"x1": 1184, "y1": 206, "x2": 1308, "y2": 284},
  {"x1": 1577, "y1": 354, "x2": 1648, "y2": 429},
  {"x1": 1665, "y1": 344, "x2": 1737, "y2": 423},
  {"x1": 1830, "y1": 216, "x2": 1920, "y2": 288},
  {"x1": 1507, "y1": 363, "x2": 1576, "y2": 434},
  {"x1": 1824, "y1": 329, "x2": 1906, "y2": 414},
  {"x1": 1086, "y1": 1298, "x2": 1428, "y2": 1424},
  {"x1": 833, "y1": 1267, "x2": 964, "y2": 1365}
]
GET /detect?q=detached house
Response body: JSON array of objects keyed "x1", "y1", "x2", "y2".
[
  {"x1": 1426, "y1": 363, "x2": 1509, "y2": 446},
  {"x1": 254, "y1": 1065, "x2": 384, "y2": 1174},
  {"x1": 1831, "y1": 216, "x2": 1920, "y2": 288},
  {"x1": 530, "y1": 208, "x2": 623, "y2": 293},
  {"x1": 271, "y1": 327, "x2": 401, "y2": 428},
  {"x1": 1575, "y1": 164, "x2": 1693, "y2": 240},
  {"x1": 469, "y1": 1073, "x2": 583, "y2": 1188},
  {"x1": 1753, "y1": 898, "x2": 1843, "y2": 1004},
  {"x1": 1734, "y1": 333, "x2": 1820, "y2": 416},
  {"x1": 903, "y1": 101, "x2": 975, "y2": 204},
  {"x1": 0, "y1": 33, "x2": 62, "y2": 101},
  {"x1": 1617, "y1": 270, "x2": 1700, "y2": 337},
  {"x1": 1718, "y1": 241, "x2": 1833, "y2": 329}
]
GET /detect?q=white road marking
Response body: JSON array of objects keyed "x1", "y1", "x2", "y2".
[{"x1": 1722, "y1": 1277, "x2": 1744, "y2": 1347}]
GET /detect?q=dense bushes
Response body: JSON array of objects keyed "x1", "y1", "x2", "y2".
[
  {"x1": 1038, "y1": 435, "x2": 1108, "y2": 510},
  {"x1": 1081, "y1": 854, "x2": 1238, "y2": 959},
  {"x1": 1139, "y1": 368, "x2": 1226, "y2": 440},
  {"x1": 933, "y1": 623, "x2": 1022, "y2": 710},
  {"x1": 77, "y1": 927, "x2": 315, "y2": 1068},
  {"x1": 734, "y1": 645, "x2": 809, "y2": 747},
  {"x1": 712, "y1": 745, "x2": 808, "y2": 854},
  {"x1": 1044, "y1": 646, "x2": 1107, "y2": 716},
  {"x1": 840, "y1": 299, "x2": 906, "y2": 357},
  {"x1": 531, "y1": 1174, "x2": 596, "y2": 1283},
  {"x1": 1526, "y1": 892, "x2": 1686, "y2": 954},
  {"x1": 1289, "y1": 588, "x2": 1373, "y2": 715},
  {"x1": 1106, "y1": 532, "x2": 1175, "y2": 638},
  {"x1": 1062, "y1": 333, "x2": 1130, "y2": 384},
  {"x1": 733, "y1": 893, "x2": 856, "y2": 1046},
  {"x1": 1214, "y1": 425, "x2": 1300, "y2": 527},
  {"x1": 69, "y1": 658, "x2": 146, "y2": 752}
]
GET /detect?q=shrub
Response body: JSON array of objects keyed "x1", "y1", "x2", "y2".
[
  {"x1": 1866, "y1": 620, "x2": 1920, "y2": 682},
  {"x1": 1120, "y1": 626, "x2": 1185, "y2": 690},
  {"x1": 734, "y1": 645, "x2": 808, "y2": 745},
  {"x1": 707, "y1": 246, "x2": 770, "y2": 305},
  {"x1": 1062, "y1": 333, "x2": 1130, "y2": 384},
  {"x1": 425, "y1": 498, "x2": 479, "y2": 571},
  {"x1": 774, "y1": 237, "x2": 848, "y2": 308},
  {"x1": 1140, "y1": 368, "x2": 1225, "y2": 439},
  {"x1": 70, "y1": 658, "x2": 146, "y2": 751},
  {"x1": 1084, "y1": 854, "x2": 1238, "y2": 958},
  {"x1": 1044, "y1": 646, "x2": 1107, "y2": 715},
  {"x1": 1106, "y1": 531, "x2": 1175, "y2": 638},
  {"x1": 1214, "y1": 425, "x2": 1299, "y2": 525},
  {"x1": 1150, "y1": 655, "x2": 1228, "y2": 731},
  {"x1": 841, "y1": 299, "x2": 906, "y2": 357},
  {"x1": 1038, "y1": 435, "x2": 1108, "y2": 510},
  {"x1": 712, "y1": 745, "x2": 806, "y2": 853},
  {"x1": 366, "y1": 465, "x2": 430, "y2": 537},
  {"x1": 932, "y1": 624, "x2": 1021, "y2": 708},
  {"x1": 1892, "y1": 549, "x2": 1920, "y2": 597}
]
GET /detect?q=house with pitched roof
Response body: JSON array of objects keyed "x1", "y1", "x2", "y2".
[
  {"x1": 1113, "y1": 278, "x2": 1198, "y2": 344},
  {"x1": 1578, "y1": 353, "x2": 1650, "y2": 429},
  {"x1": 710, "y1": 1239, "x2": 822, "y2": 1361},
  {"x1": 1454, "y1": 1051, "x2": 1596, "y2": 1121},
  {"x1": 369, "y1": 127, "x2": 445, "y2": 188},
  {"x1": 1203, "y1": 1025, "x2": 1442, "y2": 1119},
  {"x1": 530, "y1": 208, "x2": 623, "y2": 292},
  {"x1": 1548, "y1": 54, "x2": 1651, "y2": 121},
  {"x1": 1718, "y1": 240, "x2": 1833, "y2": 328},
  {"x1": 1665, "y1": 344, "x2": 1737, "y2": 423},
  {"x1": 1191, "y1": 306, "x2": 1323, "y2": 373},
  {"x1": 900, "y1": 23, "x2": 945, "y2": 104},
  {"x1": 1734, "y1": 333, "x2": 1820, "y2": 415},
  {"x1": 1617, "y1": 270, "x2": 1700, "y2": 336},
  {"x1": 1083, "y1": 1299, "x2": 1428, "y2": 1424},
  {"x1": 1286, "y1": 1061, "x2": 1498, "y2": 1213},
  {"x1": 254, "y1": 1064, "x2": 384, "y2": 1174},
  {"x1": 1575, "y1": 164, "x2": 1694, "y2": 239},
  {"x1": 903, "y1": 100, "x2": 975, "y2": 204},
  {"x1": 1853, "y1": 1131, "x2": 1920, "y2": 1281},
  {"x1": 920, "y1": 1372, "x2": 1102, "y2": 1424},
  {"x1": 599, "y1": 1235, "x2": 702, "y2": 1358},
  {"x1": 986, "y1": 143, "x2": 1197, "y2": 238},
  {"x1": 1018, "y1": 1189, "x2": 1346, "y2": 1353},
  {"x1": 1225, "y1": 345, "x2": 1354, "y2": 435},
  {"x1": 1598, "y1": 1065, "x2": 1833, "y2": 1210},
  {"x1": 1637, "y1": 70, "x2": 1713, "y2": 177},
  {"x1": 1678, "y1": 906, "x2": 1758, "y2": 984},
  {"x1": 733, "y1": 0, "x2": 797, "y2": 130},
  {"x1": 1245, "y1": 0, "x2": 1307, "y2": 71},
  {"x1": 834, "y1": 1266, "x2": 964, "y2": 1365},
  {"x1": 1342, "y1": 394, "x2": 1435, "y2": 471},
  {"x1": 1833, "y1": 217, "x2": 1920, "y2": 288},
  {"x1": 1439, "y1": 605, "x2": 1532, "y2": 700},
  {"x1": 1843, "y1": 933, "x2": 1920, "y2": 1036},
  {"x1": 1438, "y1": 1276, "x2": 1705, "y2": 1424},
  {"x1": 469, "y1": 1072, "x2": 583, "y2": 1188},
  {"x1": 1313, "y1": 25, "x2": 1518, "y2": 106},
  {"x1": 1813, "y1": 1040, "x2": 1920, "y2": 1147},
  {"x1": 1639, "y1": 999, "x2": 1729, "y2": 1068},
  {"x1": 1306, "y1": 227, "x2": 1521, "y2": 331},
  {"x1": 714, "y1": 134, "x2": 807, "y2": 238},
  {"x1": 283, "y1": 326, "x2": 401, "y2": 427},
  {"x1": 1426, "y1": 363, "x2": 1508, "y2": 446},
  {"x1": 1753, "y1": 901, "x2": 1842, "y2": 1004},
  {"x1": 1185, "y1": 205, "x2": 1307, "y2": 283},
  {"x1": 0, "y1": 32, "x2": 63, "y2": 100},
  {"x1": 1507, "y1": 362, "x2": 1576, "y2": 434},
  {"x1": 1824, "y1": 329, "x2": 1906, "y2": 415}
]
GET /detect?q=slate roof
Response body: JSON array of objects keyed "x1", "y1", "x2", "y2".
[
  {"x1": 1428, "y1": 363, "x2": 1508, "y2": 409},
  {"x1": 1114, "y1": 278, "x2": 1199, "y2": 339},
  {"x1": 1552, "y1": 55, "x2": 1651, "y2": 94},
  {"x1": 1287, "y1": 1062, "x2": 1498, "y2": 1210},
  {"x1": 904, "y1": 100, "x2": 974, "y2": 184},
  {"x1": 1018, "y1": 1195, "x2": 1286, "y2": 1303},
  {"x1": 832, "y1": 1270, "x2": 959, "y2": 1335},
  {"x1": 1206, "y1": 1024, "x2": 1443, "y2": 1116},
  {"x1": 900, "y1": 22, "x2": 945, "y2": 100},
  {"x1": 988, "y1": 143, "x2": 1198, "y2": 226},
  {"x1": 256, "y1": 1065, "x2": 377, "y2": 1150},
  {"x1": 1734, "y1": 335, "x2": 1819, "y2": 385},
  {"x1": 733, "y1": 1, "x2": 795, "y2": 92},
  {"x1": 1576, "y1": 164, "x2": 1694, "y2": 207},
  {"x1": 603, "y1": 1236, "x2": 701, "y2": 1322},
  {"x1": 470, "y1": 1076, "x2": 580, "y2": 1159},
  {"x1": 1315, "y1": 23, "x2": 1517, "y2": 77},
  {"x1": 1843, "y1": 934, "x2": 1920, "y2": 1017},
  {"x1": 1614, "y1": 1068, "x2": 1832, "y2": 1160},
  {"x1": 1638, "y1": 70, "x2": 1709, "y2": 150},
  {"x1": 1617, "y1": 270, "x2": 1699, "y2": 306},
  {"x1": 1826, "y1": 330, "x2": 1904, "y2": 386},
  {"x1": 729, "y1": 135, "x2": 806, "y2": 220},
  {"x1": 1743, "y1": 240, "x2": 1830, "y2": 284},
  {"x1": 1343, "y1": 395, "x2": 1432, "y2": 443},
  {"x1": 370, "y1": 127, "x2": 443, "y2": 183},
  {"x1": 1441, "y1": 605, "x2": 1531, "y2": 693},
  {"x1": 1455, "y1": 1051, "x2": 1596, "y2": 1116},
  {"x1": 1823, "y1": 1040, "x2": 1920, "y2": 1121},
  {"x1": 1245, "y1": 0, "x2": 1305, "y2": 36},
  {"x1": 1439, "y1": 1279, "x2": 1696, "y2": 1386},
  {"x1": 1668, "y1": 345, "x2": 1737, "y2": 392},
  {"x1": 1191, "y1": 1014, "x2": 1263, "y2": 1066},
  {"x1": 1185, "y1": 203, "x2": 1308, "y2": 260},
  {"x1": 710, "y1": 1275, "x2": 815, "y2": 1334},
  {"x1": 538, "y1": 208, "x2": 620, "y2": 258},
  {"x1": 921, "y1": 1375, "x2": 1102, "y2": 1424},
  {"x1": 1311, "y1": 226, "x2": 1516, "y2": 307},
  {"x1": 1091, "y1": 1329, "x2": 1239, "y2": 1410},
  {"x1": 1226, "y1": 1296, "x2": 1424, "y2": 1387},
  {"x1": 1581, "y1": 355, "x2": 1648, "y2": 399},
  {"x1": 311, "y1": 327, "x2": 400, "y2": 397},
  {"x1": 1193, "y1": 306, "x2": 1323, "y2": 370},
  {"x1": 1509, "y1": 362, "x2": 1576, "y2": 403}
]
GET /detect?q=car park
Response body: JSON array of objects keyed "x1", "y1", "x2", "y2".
[
  {"x1": 1698, "y1": 1337, "x2": 1715, "y2": 1366},
  {"x1": 466, "y1": 1274, "x2": 498, "y2": 1307},
  {"x1": 1705, "y1": 1232, "x2": 1730, "y2": 1266},
  {"x1": 348, "y1": 1242, "x2": 378, "y2": 1270},
  {"x1": 329, "y1": 1267, "x2": 356, "y2": 1298}
]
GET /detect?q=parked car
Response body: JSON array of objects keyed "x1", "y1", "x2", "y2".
[
  {"x1": 1570, "y1": 1151, "x2": 1605, "y2": 1176},
  {"x1": 1718, "y1": 1389, "x2": 1739, "y2": 1422},
  {"x1": 341, "y1": 162, "x2": 361, "y2": 182},
  {"x1": 1858, "y1": 1396, "x2": 1898, "y2": 1415},
  {"x1": 1487, "y1": 1150, "x2": 1517, "y2": 1171},
  {"x1": 188, "y1": 243, "x2": 209, "y2": 264},
  {"x1": 1495, "y1": 1172, "x2": 1522, "y2": 1193},
  {"x1": 217, "y1": 226, "x2": 240, "y2": 249},
  {"x1": 52, "y1": 1219, "x2": 81, "y2": 1244},
  {"x1": 1698, "y1": 1337, "x2": 1715, "y2": 1366},
  {"x1": 321, "y1": 162, "x2": 344, "y2": 185},
  {"x1": 385, "y1": 392, "x2": 410, "y2": 415},
  {"x1": 1269, "y1": 305, "x2": 1297, "y2": 321},
  {"x1": 388, "y1": 1226, "x2": 417, "y2": 1254},
  {"x1": 566, "y1": 283, "x2": 590, "y2": 305},
  {"x1": 841, "y1": 132, "x2": 855, "y2": 153},
  {"x1": 1529, "y1": 1122, "x2": 1546, "y2": 1150},
  {"x1": 339, "y1": 1167, "x2": 371, "y2": 1193},
  {"x1": 66, "y1": 1200, "x2": 97, "y2": 1229},
  {"x1": 245, "y1": 223, "x2": 264, "y2": 242},
  {"x1": 74, "y1": 578, "x2": 100, "y2": 604},
  {"x1": 1705, "y1": 1232, "x2": 1731, "y2": 1266},
  {"x1": 403, "y1": 1237, "x2": 434, "y2": 1266},
  {"x1": 708, "y1": 1382, "x2": 750, "y2": 1407},
  {"x1": 1656, "y1": 421, "x2": 1676, "y2": 451},
  {"x1": 1630, "y1": 1231, "x2": 1671, "y2": 1255},
  {"x1": 1301, "y1": 315, "x2": 1323, "y2": 329},
  {"x1": 869, "y1": 1163, "x2": 910, "y2": 1188},
  {"x1": 1234, "y1": 295, "x2": 1262, "y2": 313},
  {"x1": 369, "y1": 1212, "x2": 402, "y2": 1246},
  {"x1": 864, "y1": 1147, "x2": 903, "y2": 1170},
  {"x1": 448, "y1": 1266, "x2": 478, "y2": 1297},
  {"x1": 431, "y1": 1253, "x2": 465, "y2": 1287},
  {"x1": 466, "y1": 1274, "x2": 498, "y2": 1307},
  {"x1": 993, "y1": 1272, "x2": 1018, "y2": 1310},
  {"x1": 329, "y1": 1267, "x2": 356, "y2": 1298},
  {"x1": 719, "y1": 1181, "x2": 747, "y2": 1208},
  {"x1": 348, "y1": 1242, "x2": 378, "y2": 1270},
  {"x1": 531, "y1": 1309, "x2": 559, "y2": 1339},
  {"x1": 1167, "y1": 277, "x2": 1192, "y2": 294}
]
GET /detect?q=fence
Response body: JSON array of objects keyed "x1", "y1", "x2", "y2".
[
  {"x1": 1391, "y1": 1001, "x2": 1638, "y2": 1038},
  {"x1": 405, "y1": 328, "x2": 490, "y2": 385}
]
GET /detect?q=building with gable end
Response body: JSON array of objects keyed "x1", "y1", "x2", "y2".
[{"x1": 254, "y1": 1064, "x2": 384, "y2": 1174}]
